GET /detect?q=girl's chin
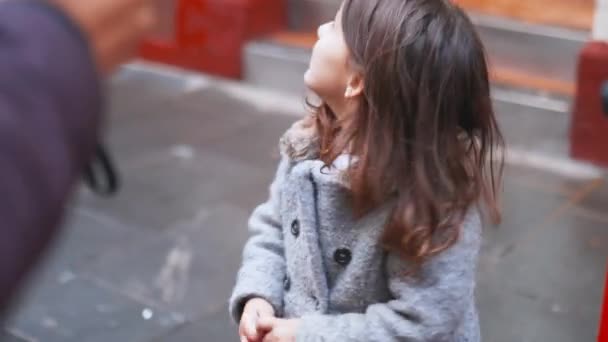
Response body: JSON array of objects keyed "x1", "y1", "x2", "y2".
[
  {"x1": 303, "y1": 68, "x2": 314, "y2": 88},
  {"x1": 303, "y1": 69, "x2": 324, "y2": 97}
]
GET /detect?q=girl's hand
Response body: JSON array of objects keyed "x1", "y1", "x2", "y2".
[
  {"x1": 239, "y1": 298, "x2": 275, "y2": 342},
  {"x1": 257, "y1": 317, "x2": 301, "y2": 342}
]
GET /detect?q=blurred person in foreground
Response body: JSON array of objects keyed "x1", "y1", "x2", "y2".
[{"x1": 0, "y1": 0, "x2": 157, "y2": 314}]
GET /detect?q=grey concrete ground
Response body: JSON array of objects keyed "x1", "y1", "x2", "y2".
[{"x1": 2, "y1": 65, "x2": 607, "y2": 342}]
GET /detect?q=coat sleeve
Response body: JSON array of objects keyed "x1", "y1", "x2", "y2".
[
  {"x1": 297, "y1": 211, "x2": 482, "y2": 342},
  {"x1": 0, "y1": 1, "x2": 102, "y2": 310},
  {"x1": 229, "y1": 157, "x2": 289, "y2": 323}
]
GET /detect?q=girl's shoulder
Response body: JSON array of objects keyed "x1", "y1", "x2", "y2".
[
  {"x1": 459, "y1": 206, "x2": 483, "y2": 248},
  {"x1": 279, "y1": 115, "x2": 320, "y2": 162}
]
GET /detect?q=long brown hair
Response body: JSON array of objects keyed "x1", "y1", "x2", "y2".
[{"x1": 312, "y1": 0, "x2": 503, "y2": 268}]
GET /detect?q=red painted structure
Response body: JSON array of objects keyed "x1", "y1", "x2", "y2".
[
  {"x1": 569, "y1": 41, "x2": 608, "y2": 341},
  {"x1": 600, "y1": 270, "x2": 608, "y2": 342},
  {"x1": 571, "y1": 41, "x2": 608, "y2": 166},
  {"x1": 139, "y1": 0, "x2": 286, "y2": 78}
]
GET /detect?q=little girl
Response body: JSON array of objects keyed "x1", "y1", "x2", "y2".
[{"x1": 230, "y1": 0, "x2": 503, "y2": 341}]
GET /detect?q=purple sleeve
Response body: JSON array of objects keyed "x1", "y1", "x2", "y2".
[{"x1": 0, "y1": 1, "x2": 103, "y2": 310}]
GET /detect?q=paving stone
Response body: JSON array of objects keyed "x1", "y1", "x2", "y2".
[
  {"x1": 478, "y1": 275, "x2": 598, "y2": 342},
  {"x1": 83, "y1": 204, "x2": 251, "y2": 319},
  {"x1": 494, "y1": 99, "x2": 570, "y2": 157},
  {"x1": 478, "y1": 212, "x2": 608, "y2": 342},
  {"x1": 107, "y1": 67, "x2": 192, "y2": 116},
  {"x1": 4, "y1": 209, "x2": 147, "y2": 320},
  {"x1": 577, "y1": 180, "x2": 608, "y2": 219},
  {"x1": 206, "y1": 112, "x2": 297, "y2": 170},
  {"x1": 50, "y1": 209, "x2": 146, "y2": 271},
  {"x1": 0, "y1": 209, "x2": 163, "y2": 341},
  {"x1": 6, "y1": 277, "x2": 184, "y2": 342},
  {"x1": 480, "y1": 178, "x2": 566, "y2": 269},
  {"x1": 495, "y1": 212, "x2": 608, "y2": 309},
  {"x1": 155, "y1": 308, "x2": 238, "y2": 342},
  {"x1": 77, "y1": 148, "x2": 269, "y2": 231},
  {"x1": 105, "y1": 87, "x2": 264, "y2": 167},
  {"x1": 0, "y1": 331, "x2": 29, "y2": 342},
  {"x1": 502, "y1": 163, "x2": 594, "y2": 197}
]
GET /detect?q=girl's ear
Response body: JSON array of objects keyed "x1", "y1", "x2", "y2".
[{"x1": 344, "y1": 72, "x2": 364, "y2": 98}]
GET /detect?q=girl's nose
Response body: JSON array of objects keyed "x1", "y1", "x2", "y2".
[{"x1": 317, "y1": 21, "x2": 332, "y2": 38}]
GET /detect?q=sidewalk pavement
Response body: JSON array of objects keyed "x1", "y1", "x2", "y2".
[{"x1": 2, "y1": 64, "x2": 607, "y2": 342}]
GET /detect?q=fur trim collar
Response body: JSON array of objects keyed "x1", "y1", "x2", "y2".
[{"x1": 279, "y1": 115, "x2": 320, "y2": 162}]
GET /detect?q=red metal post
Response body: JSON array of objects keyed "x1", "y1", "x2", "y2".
[
  {"x1": 570, "y1": 41, "x2": 608, "y2": 166},
  {"x1": 599, "y1": 267, "x2": 608, "y2": 341}
]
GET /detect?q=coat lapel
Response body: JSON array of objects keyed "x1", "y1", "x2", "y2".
[{"x1": 292, "y1": 162, "x2": 329, "y2": 312}]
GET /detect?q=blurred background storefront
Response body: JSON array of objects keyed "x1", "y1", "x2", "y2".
[{"x1": 140, "y1": 0, "x2": 608, "y2": 164}]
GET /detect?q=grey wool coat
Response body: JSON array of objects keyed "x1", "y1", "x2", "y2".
[{"x1": 229, "y1": 118, "x2": 482, "y2": 341}]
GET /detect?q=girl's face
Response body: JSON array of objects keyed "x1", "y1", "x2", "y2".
[{"x1": 304, "y1": 4, "x2": 362, "y2": 114}]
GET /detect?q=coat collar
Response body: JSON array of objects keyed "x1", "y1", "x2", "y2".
[
  {"x1": 279, "y1": 115, "x2": 357, "y2": 189},
  {"x1": 279, "y1": 115, "x2": 320, "y2": 162}
]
